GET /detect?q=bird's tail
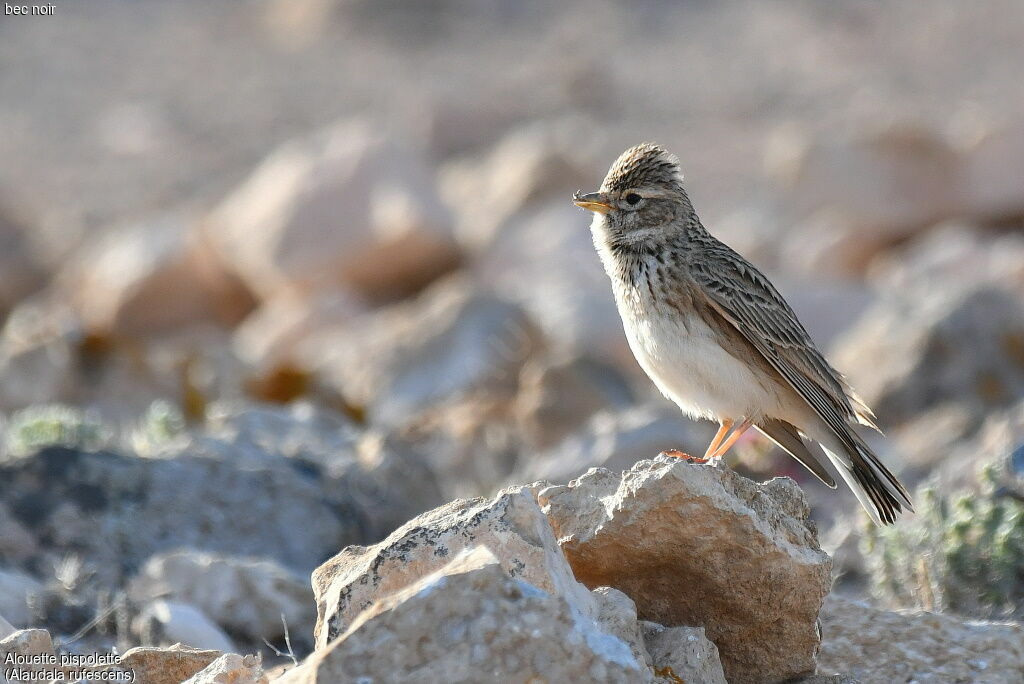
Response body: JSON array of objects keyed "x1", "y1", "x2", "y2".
[{"x1": 821, "y1": 431, "x2": 913, "y2": 526}]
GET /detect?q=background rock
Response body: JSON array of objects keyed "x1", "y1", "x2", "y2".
[
  {"x1": 204, "y1": 118, "x2": 460, "y2": 303},
  {"x1": 818, "y1": 596, "x2": 1024, "y2": 683},
  {"x1": 641, "y1": 621, "x2": 727, "y2": 684}
]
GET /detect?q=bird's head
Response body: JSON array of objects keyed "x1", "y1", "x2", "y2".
[{"x1": 573, "y1": 143, "x2": 693, "y2": 247}]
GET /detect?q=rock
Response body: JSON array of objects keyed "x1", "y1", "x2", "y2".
[
  {"x1": 0, "y1": 445, "x2": 354, "y2": 585},
  {"x1": 0, "y1": 199, "x2": 46, "y2": 318},
  {"x1": 312, "y1": 487, "x2": 595, "y2": 650},
  {"x1": 539, "y1": 457, "x2": 832, "y2": 683},
  {"x1": 781, "y1": 126, "x2": 962, "y2": 247},
  {"x1": 963, "y1": 121, "x2": 1024, "y2": 223},
  {"x1": 833, "y1": 286, "x2": 1024, "y2": 427},
  {"x1": 867, "y1": 222, "x2": 1024, "y2": 299},
  {"x1": 61, "y1": 211, "x2": 255, "y2": 337},
  {"x1": 232, "y1": 286, "x2": 365, "y2": 369},
  {"x1": 520, "y1": 404, "x2": 711, "y2": 485},
  {"x1": 591, "y1": 587, "x2": 651, "y2": 669},
  {"x1": 818, "y1": 596, "x2": 1024, "y2": 683},
  {"x1": 474, "y1": 199, "x2": 627, "y2": 364},
  {"x1": 128, "y1": 551, "x2": 315, "y2": 645},
  {"x1": 134, "y1": 601, "x2": 236, "y2": 653},
  {"x1": 439, "y1": 118, "x2": 601, "y2": 251},
  {"x1": 640, "y1": 621, "x2": 727, "y2": 684},
  {"x1": 314, "y1": 276, "x2": 542, "y2": 426},
  {"x1": 204, "y1": 118, "x2": 459, "y2": 302},
  {"x1": 513, "y1": 353, "x2": 635, "y2": 450},
  {"x1": 0, "y1": 629, "x2": 56, "y2": 684},
  {"x1": 0, "y1": 570, "x2": 43, "y2": 629},
  {"x1": 284, "y1": 547, "x2": 643, "y2": 684},
  {"x1": 182, "y1": 653, "x2": 266, "y2": 684},
  {"x1": 118, "y1": 644, "x2": 223, "y2": 684}
]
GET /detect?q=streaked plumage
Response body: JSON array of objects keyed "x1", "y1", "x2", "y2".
[{"x1": 574, "y1": 143, "x2": 912, "y2": 524}]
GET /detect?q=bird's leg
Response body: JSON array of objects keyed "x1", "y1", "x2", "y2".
[
  {"x1": 707, "y1": 418, "x2": 753, "y2": 463},
  {"x1": 703, "y1": 419, "x2": 734, "y2": 460},
  {"x1": 661, "y1": 418, "x2": 737, "y2": 464}
]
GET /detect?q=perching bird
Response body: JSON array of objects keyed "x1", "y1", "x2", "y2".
[{"x1": 574, "y1": 143, "x2": 912, "y2": 525}]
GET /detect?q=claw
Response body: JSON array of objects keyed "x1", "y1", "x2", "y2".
[{"x1": 659, "y1": 449, "x2": 709, "y2": 464}]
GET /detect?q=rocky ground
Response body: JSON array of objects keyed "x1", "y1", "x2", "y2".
[{"x1": 3, "y1": 1, "x2": 1024, "y2": 682}]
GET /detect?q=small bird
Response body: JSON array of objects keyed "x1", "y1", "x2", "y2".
[{"x1": 574, "y1": 143, "x2": 912, "y2": 524}]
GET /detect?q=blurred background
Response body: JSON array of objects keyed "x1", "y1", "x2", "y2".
[{"x1": 2, "y1": 0, "x2": 1023, "y2": 663}]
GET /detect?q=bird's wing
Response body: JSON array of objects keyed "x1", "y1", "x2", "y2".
[{"x1": 689, "y1": 240, "x2": 876, "y2": 434}]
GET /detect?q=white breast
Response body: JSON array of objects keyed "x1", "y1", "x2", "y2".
[{"x1": 614, "y1": 282, "x2": 785, "y2": 423}]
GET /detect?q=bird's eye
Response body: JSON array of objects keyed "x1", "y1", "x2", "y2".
[{"x1": 625, "y1": 193, "x2": 642, "y2": 205}]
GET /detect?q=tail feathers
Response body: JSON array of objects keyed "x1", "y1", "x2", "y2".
[{"x1": 823, "y1": 440, "x2": 913, "y2": 526}]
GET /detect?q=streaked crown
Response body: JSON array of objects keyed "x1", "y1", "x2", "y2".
[{"x1": 601, "y1": 143, "x2": 684, "y2": 193}]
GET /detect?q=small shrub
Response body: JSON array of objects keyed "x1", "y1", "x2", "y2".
[
  {"x1": 862, "y1": 461, "x2": 1024, "y2": 620},
  {"x1": 4, "y1": 404, "x2": 112, "y2": 457},
  {"x1": 131, "y1": 399, "x2": 187, "y2": 455}
]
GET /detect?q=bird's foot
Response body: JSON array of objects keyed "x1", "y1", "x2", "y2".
[{"x1": 659, "y1": 449, "x2": 709, "y2": 464}]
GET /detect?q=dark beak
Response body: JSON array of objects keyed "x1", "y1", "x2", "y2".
[{"x1": 572, "y1": 191, "x2": 614, "y2": 214}]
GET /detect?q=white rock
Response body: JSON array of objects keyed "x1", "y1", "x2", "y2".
[
  {"x1": 818, "y1": 596, "x2": 1024, "y2": 683},
  {"x1": 833, "y1": 286, "x2": 1024, "y2": 427},
  {"x1": 963, "y1": 122, "x2": 1024, "y2": 222},
  {"x1": 641, "y1": 621, "x2": 727, "y2": 684},
  {"x1": 313, "y1": 276, "x2": 541, "y2": 425},
  {"x1": 0, "y1": 629, "x2": 56, "y2": 684},
  {"x1": 311, "y1": 487, "x2": 595, "y2": 650},
  {"x1": 134, "y1": 600, "x2": 236, "y2": 653},
  {"x1": 62, "y1": 211, "x2": 254, "y2": 336},
  {"x1": 283, "y1": 547, "x2": 643, "y2": 684},
  {"x1": 205, "y1": 118, "x2": 459, "y2": 302},
  {"x1": 539, "y1": 457, "x2": 832, "y2": 683},
  {"x1": 129, "y1": 551, "x2": 314, "y2": 643},
  {"x1": 183, "y1": 653, "x2": 267, "y2": 684},
  {"x1": 475, "y1": 199, "x2": 627, "y2": 364}
]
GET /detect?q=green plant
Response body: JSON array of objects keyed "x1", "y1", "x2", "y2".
[
  {"x1": 4, "y1": 404, "x2": 112, "y2": 457},
  {"x1": 862, "y1": 461, "x2": 1024, "y2": 619},
  {"x1": 131, "y1": 399, "x2": 187, "y2": 454}
]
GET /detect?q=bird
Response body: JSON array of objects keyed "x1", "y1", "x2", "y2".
[{"x1": 573, "y1": 143, "x2": 912, "y2": 525}]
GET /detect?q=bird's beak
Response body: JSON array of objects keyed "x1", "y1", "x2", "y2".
[{"x1": 573, "y1": 191, "x2": 614, "y2": 214}]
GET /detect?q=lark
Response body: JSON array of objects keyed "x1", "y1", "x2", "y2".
[{"x1": 574, "y1": 143, "x2": 912, "y2": 524}]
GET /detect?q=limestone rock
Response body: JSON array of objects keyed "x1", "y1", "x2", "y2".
[
  {"x1": 833, "y1": 286, "x2": 1024, "y2": 427},
  {"x1": 62, "y1": 211, "x2": 255, "y2": 337},
  {"x1": 475, "y1": 199, "x2": 627, "y2": 364},
  {"x1": 0, "y1": 615, "x2": 13, "y2": 641},
  {"x1": 231, "y1": 287, "x2": 365, "y2": 369},
  {"x1": 782, "y1": 126, "x2": 962, "y2": 244},
  {"x1": 539, "y1": 457, "x2": 832, "y2": 683},
  {"x1": 118, "y1": 644, "x2": 223, "y2": 684},
  {"x1": 591, "y1": 587, "x2": 651, "y2": 669},
  {"x1": 205, "y1": 118, "x2": 459, "y2": 302},
  {"x1": 286, "y1": 547, "x2": 642, "y2": 684},
  {"x1": 641, "y1": 621, "x2": 727, "y2": 684},
  {"x1": 513, "y1": 353, "x2": 635, "y2": 450},
  {"x1": 0, "y1": 629, "x2": 55, "y2": 684},
  {"x1": 0, "y1": 445, "x2": 353, "y2": 585},
  {"x1": 439, "y1": 118, "x2": 600, "y2": 251},
  {"x1": 128, "y1": 551, "x2": 314, "y2": 644},
  {"x1": 315, "y1": 277, "x2": 541, "y2": 425},
  {"x1": 818, "y1": 596, "x2": 1024, "y2": 683},
  {"x1": 133, "y1": 601, "x2": 236, "y2": 653},
  {"x1": 312, "y1": 487, "x2": 594, "y2": 650},
  {"x1": 182, "y1": 653, "x2": 266, "y2": 684}
]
